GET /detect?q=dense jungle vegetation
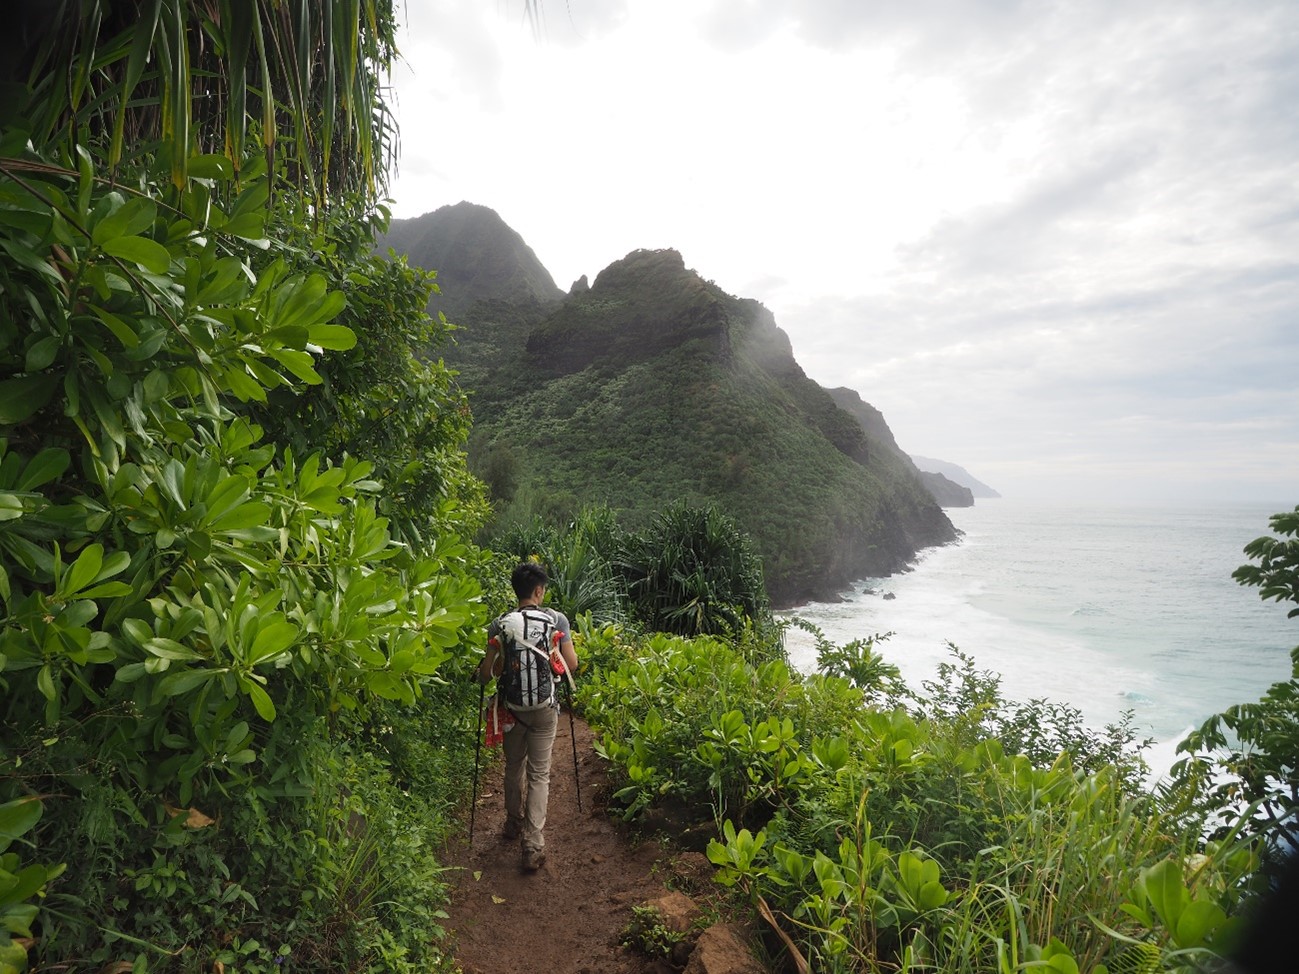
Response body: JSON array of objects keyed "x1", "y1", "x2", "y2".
[
  {"x1": 0, "y1": 2, "x2": 494, "y2": 970},
  {"x1": 2, "y1": 3, "x2": 1297, "y2": 973}
]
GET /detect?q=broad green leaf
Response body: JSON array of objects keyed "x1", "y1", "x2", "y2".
[
  {"x1": 159, "y1": 458, "x2": 187, "y2": 507},
  {"x1": 0, "y1": 375, "x2": 57, "y2": 425},
  {"x1": 0, "y1": 236, "x2": 63, "y2": 283},
  {"x1": 918, "y1": 880, "x2": 950, "y2": 910},
  {"x1": 91, "y1": 196, "x2": 158, "y2": 244},
  {"x1": 144, "y1": 638, "x2": 203, "y2": 661},
  {"x1": 248, "y1": 620, "x2": 298, "y2": 664},
  {"x1": 17, "y1": 448, "x2": 70, "y2": 491},
  {"x1": 209, "y1": 501, "x2": 271, "y2": 532},
  {"x1": 102, "y1": 235, "x2": 172, "y2": 274},
  {"x1": 87, "y1": 304, "x2": 140, "y2": 348},
  {"x1": 221, "y1": 364, "x2": 267, "y2": 402},
  {"x1": 204, "y1": 474, "x2": 251, "y2": 521},
  {"x1": 1141, "y1": 859, "x2": 1187, "y2": 931},
  {"x1": 233, "y1": 176, "x2": 271, "y2": 218},
  {"x1": 94, "y1": 550, "x2": 131, "y2": 582},
  {"x1": 306, "y1": 323, "x2": 356, "y2": 350},
  {"x1": 267, "y1": 348, "x2": 321, "y2": 384},
  {"x1": 1044, "y1": 954, "x2": 1079, "y2": 974},
  {"x1": 122, "y1": 618, "x2": 153, "y2": 646},
  {"x1": 0, "y1": 796, "x2": 42, "y2": 849},
  {"x1": 226, "y1": 721, "x2": 250, "y2": 749},
  {"x1": 275, "y1": 275, "x2": 341, "y2": 329},
  {"x1": 36, "y1": 663, "x2": 56, "y2": 701},
  {"x1": 58, "y1": 599, "x2": 98, "y2": 629},
  {"x1": 302, "y1": 487, "x2": 343, "y2": 514},
  {"x1": 159, "y1": 668, "x2": 216, "y2": 696},
  {"x1": 62, "y1": 544, "x2": 104, "y2": 597},
  {"x1": 365, "y1": 671, "x2": 407, "y2": 701},
  {"x1": 0, "y1": 493, "x2": 24, "y2": 522},
  {"x1": 79, "y1": 579, "x2": 131, "y2": 599},
  {"x1": 1174, "y1": 899, "x2": 1227, "y2": 949},
  {"x1": 310, "y1": 290, "x2": 348, "y2": 325},
  {"x1": 188, "y1": 153, "x2": 233, "y2": 179},
  {"x1": 114, "y1": 662, "x2": 148, "y2": 683},
  {"x1": 247, "y1": 682, "x2": 276, "y2": 721},
  {"x1": 197, "y1": 256, "x2": 251, "y2": 305},
  {"x1": 245, "y1": 358, "x2": 287, "y2": 389},
  {"x1": 76, "y1": 144, "x2": 93, "y2": 218},
  {"x1": 25, "y1": 334, "x2": 61, "y2": 371},
  {"x1": 143, "y1": 369, "x2": 170, "y2": 400},
  {"x1": 222, "y1": 210, "x2": 266, "y2": 240},
  {"x1": 6, "y1": 862, "x2": 56, "y2": 904}
]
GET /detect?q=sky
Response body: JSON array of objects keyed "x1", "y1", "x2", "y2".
[{"x1": 385, "y1": 0, "x2": 1299, "y2": 504}]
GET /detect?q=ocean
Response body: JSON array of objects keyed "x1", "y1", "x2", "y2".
[{"x1": 781, "y1": 499, "x2": 1298, "y2": 779}]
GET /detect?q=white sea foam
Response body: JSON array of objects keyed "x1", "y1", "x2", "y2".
[{"x1": 782, "y1": 499, "x2": 1296, "y2": 752}]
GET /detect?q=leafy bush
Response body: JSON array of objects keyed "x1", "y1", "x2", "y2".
[
  {"x1": 0, "y1": 5, "x2": 487, "y2": 969},
  {"x1": 487, "y1": 501, "x2": 776, "y2": 639},
  {"x1": 491, "y1": 507, "x2": 630, "y2": 626},
  {"x1": 621, "y1": 502, "x2": 770, "y2": 636},
  {"x1": 914, "y1": 645, "x2": 1152, "y2": 792},
  {"x1": 582, "y1": 625, "x2": 1250, "y2": 972}
]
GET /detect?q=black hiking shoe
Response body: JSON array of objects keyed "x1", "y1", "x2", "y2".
[{"x1": 521, "y1": 849, "x2": 545, "y2": 872}]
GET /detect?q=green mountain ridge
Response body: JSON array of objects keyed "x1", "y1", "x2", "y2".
[
  {"x1": 383, "y1": 207, "x2": 958, "y2": 604},
  {"x1": 376, "y1": 201, "x2": 563, "y2": 320}
]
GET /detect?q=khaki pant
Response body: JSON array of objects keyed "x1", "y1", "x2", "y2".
[{"x1": 503, "y1": 704, "x2": 558, "y2": 854}]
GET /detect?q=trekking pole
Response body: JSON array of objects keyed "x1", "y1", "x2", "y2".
[
  {"x1": 470, "y1": 679, "x2": 485, "y2": 844},
  {"x1": 562, "y1": 673, "x2": 582, "y2": 813}
]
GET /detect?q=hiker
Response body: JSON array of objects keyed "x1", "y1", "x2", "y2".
[{"x1": 475, "y1": 562, "x2": 579, "y2": 872}]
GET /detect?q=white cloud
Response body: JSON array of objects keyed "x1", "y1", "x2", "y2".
[{"x1": 386, "y1": 0, "x2": 1299, "y2": 503}]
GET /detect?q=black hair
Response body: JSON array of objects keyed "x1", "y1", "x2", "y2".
[{"x1": 510, "y1": 561, "x2": 549, "y2": 600}]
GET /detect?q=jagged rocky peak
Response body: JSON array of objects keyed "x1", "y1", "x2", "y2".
[
  {"x1": 590, "y1": 247, "x2": 692, "y2": 292},
  {"x1": 570, "y1": 274, "x2": 590, "y2": 294},
  {"x1": 376, "y1": 201, "x2": 563, "y2": 319},
  {"x1": 530, "y1": 248, "x2": 736, "y2": 374},
  {"x1": 581, "y1": 249, "x2": 796, "y2": 367}
]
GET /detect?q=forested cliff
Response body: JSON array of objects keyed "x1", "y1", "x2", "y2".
[{"x1": 382, "y1": 204, "x2": 956, "y2": 603}]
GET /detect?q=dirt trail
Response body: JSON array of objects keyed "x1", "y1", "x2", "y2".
[{"x1": 442, "y1": 710, "x2": 674, "y2": 974}]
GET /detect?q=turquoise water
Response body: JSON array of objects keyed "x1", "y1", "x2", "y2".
[{"x1": 782, "y1": 500, "x2": 1297, "y2": 776}]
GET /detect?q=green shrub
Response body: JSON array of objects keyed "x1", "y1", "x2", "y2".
[
  {"x1": 583, "y1": 625, "x2": 1248, "y2": 972},
  {"x1": 622, "y1": 502, "x2": 769, "y2": 636},
  {"x1": 0, "y1": 7, "x2": 487, "y2": 967}
]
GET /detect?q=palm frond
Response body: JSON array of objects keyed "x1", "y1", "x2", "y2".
[{"x1": 13, "y1": 0, "x2": 397, "y2": 205}]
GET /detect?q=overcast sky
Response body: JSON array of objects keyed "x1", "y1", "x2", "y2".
[{"x1": 386, "y1": 0, "x2": 1298, "y2": 504}]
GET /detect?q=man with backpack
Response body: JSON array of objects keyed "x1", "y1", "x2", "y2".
[{"x1": 475, "y1": 562, "x2": 579, "y2": 872}]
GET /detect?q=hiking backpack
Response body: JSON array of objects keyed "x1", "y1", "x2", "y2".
[{"x1": 495, "y1": 607, "x2": 561, "y2": 711}]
